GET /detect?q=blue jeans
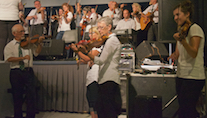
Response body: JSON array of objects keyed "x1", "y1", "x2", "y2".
[{"x1": 56, "y1": 31, "x2": 65, "y2": 40}]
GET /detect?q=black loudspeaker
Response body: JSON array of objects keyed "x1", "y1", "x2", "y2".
[
  {"x1": 127, "y1": 74, "x2": 179, "y2": 118},
  {"x1": 38, "y1": 40, "x2": 65, "y2": 57},
  {"x1": 131, "y1": 95, "x2": 162, "y2": 118},
  {"x1": 135, "y1": 41, "x2": 168, "y2": 61}
]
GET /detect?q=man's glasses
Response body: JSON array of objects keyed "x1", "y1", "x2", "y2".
[{"x1": 17, "y1": 30, "x2": 25, "y2": 33}]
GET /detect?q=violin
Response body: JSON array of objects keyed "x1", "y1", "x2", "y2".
[
  {"x1": 64, "y1": 11, "x2": 69, "y2": 17},
  {"x1": 81, "y1": 13, "x2": 88, "y2": 37},
  {"x1": 132, "y1": 11, "x2": 140, "y2": 18},
  {"x1": 20, "y1": 34, "x2": 51, "y2": 48},
  {"x1": 51, "y1": 15, "x2": 60, "y2": 21},
  {"x1": 37, "y1": 7, "x2": 46, "y2": 13},
  {"x1": 79, "y1": 35, "x2": 108, "y2": 52},
  {"x1": 66, "y1": 35, "x2": 108, "y2": 51},
  {"x1": 177, "y1": 19, "x2": 192, "y2": 41},
  {"x1": 65, "y1": 39, "x2": 90, "y2": 50}
]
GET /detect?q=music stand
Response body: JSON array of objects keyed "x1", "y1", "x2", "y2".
[{"x1": 35, "y1": 40, "x2": 65, "y2": 60}]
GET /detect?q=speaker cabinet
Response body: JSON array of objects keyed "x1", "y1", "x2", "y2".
[
  {"x1": 38, "y1": 40, "x2": 65, "y2": 56},
  {"x1": 130, "y1": 95, "x2": 162, "y2": 118},
  {"x1": 127, "y1": 74, "x2": 178, "y2": 118}
]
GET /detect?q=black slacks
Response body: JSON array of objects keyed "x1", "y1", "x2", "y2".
[
  {"x1": 176, "y1": 77, "x2": 205, "y2": 118},
  {"x1": 95, "y1": 81, "x2": 122, "y2": 118},
  {"x1": 86, "y1": 81, "x2": 99, "y2": 111},
  {"x1": 10, "y1": 68, "x2": 36, "y2": 118}
]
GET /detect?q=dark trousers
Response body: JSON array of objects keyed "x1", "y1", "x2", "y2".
[
  {"x1": 176, "y1": 77, "x2": 205, "y2": 118},
  {"x1": 51, "y1": 21, "x2": 58, "y2": 39},
  {"x1": 95, "y1": 81, "x2": 122, "y2": 118},
  {"x1": 0, "y1": 20, "x2": 19, "y2": 60},
  {"x1": 10, "y1": 68, "x2": 36, "y2": 118},
  {"x1": 30, "y1": 24, "x2": 44, "y2": 37},
  {"x1": 86, "y1": 81, "x2": 99, "y2": 111},
  {"x1": 147, "y1": 23, "x2": 158, "y2": 41}
]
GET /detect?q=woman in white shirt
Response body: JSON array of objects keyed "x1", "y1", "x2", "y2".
[
  {"x1": 131, "y1": 3, "x2": 141, "y2": 31},
  {"x1": 131, "y1": 3, "x2": 147, "y2": 47},
  {"x1": 71, "y1": 27, "x2": 101, "y2": 118},
  {"x1": 56, "y1": 3, "x2": 73, "y2": 40},
  {"x1": 168, "y1": 1, "x2": 205, "y2": 117}
]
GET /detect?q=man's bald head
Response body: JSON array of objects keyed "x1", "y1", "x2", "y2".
[
  {"x1": 12, "y1": 24, "x2": 23, "y2": 34},
  {"x1": 12, "y1": 24, "x2": 25, "y2": 41}
]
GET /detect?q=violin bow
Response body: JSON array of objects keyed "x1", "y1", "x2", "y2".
[
  {"x1": 95, "y1": 5, "x2": 98, "y2": 12},
  {"x1": 75, "y1": 0, "x2": 77, "y2": 9},
  {"x1": 55, "y1": 9, "x2": 58, "y2": 16},
  {"x1": 67, "y1": 0, "x2": 70, "y2": 4}
]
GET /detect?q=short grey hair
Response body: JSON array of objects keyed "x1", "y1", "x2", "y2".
[
  {"x1": 11, "y1": 24, "x2": 21, "y2": 33},
  {"x1": 97, "y1": 16, "x2": 113, "y2": 30},
  {"x1": 83, "y1": 6, "x2": 91, "y2": 12}
]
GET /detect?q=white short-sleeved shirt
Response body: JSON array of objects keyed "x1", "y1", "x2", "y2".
[
  {"x1": 102, "y1": 8, "x2": 122, "y2": 26},
  {"x1": 86, "y1": 46, "x2": 103, "y2": 86},
  {"x1": 27, "y1": 9, "x2": 47, "y2": 25},
  {"x1": 4, "y1": 39, "x2": 38, "y2": 69},
  {"x1": 143, "y1": 3, "x2": 159, "y2": 23},
  {"x1": 0, "y1": 0, "x2": 21, "y2": 20},
  {"x1": 177, "y1": 24, "x2": 205, "y2": 80},
  {"x1": 115, "y1": 18, "x2": 136, "y2": 30},
  {"x1": 94, "y1": 33, "x2": 121, "y2": 85},
  {"x1": 59, "y1": 11, "x2": 73, "y2": 31}
]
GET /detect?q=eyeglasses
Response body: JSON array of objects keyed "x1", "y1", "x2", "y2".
[
  {"x1": 97, "y1": 26, "x2": 107, "y2": 30},
  {"x1": 89, "y1": 32, "x2": 96, "y2": 35},
  {"x1": 17, "y1": 30, "x2": 25, "y2": 33}
]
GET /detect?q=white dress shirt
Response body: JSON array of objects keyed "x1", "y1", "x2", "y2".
[
  {"x1": 27, "y1": 8, "x2": 47, "y2": 25},
  {"x1": 4, "y1": 39, "x2": 38, "y2": 69},
  {"x1": 115, "y1": 18, "x2": 136, "y2": 30},
  {"x1": 94, "y1": 33, "x2": 121, "y2": 85},
  {"x1": 143, "y1": 3, "x2": 159, "y2": 23},
  {"x1": 102, "y1": 8, "x2": 122, "y2": 26}
]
